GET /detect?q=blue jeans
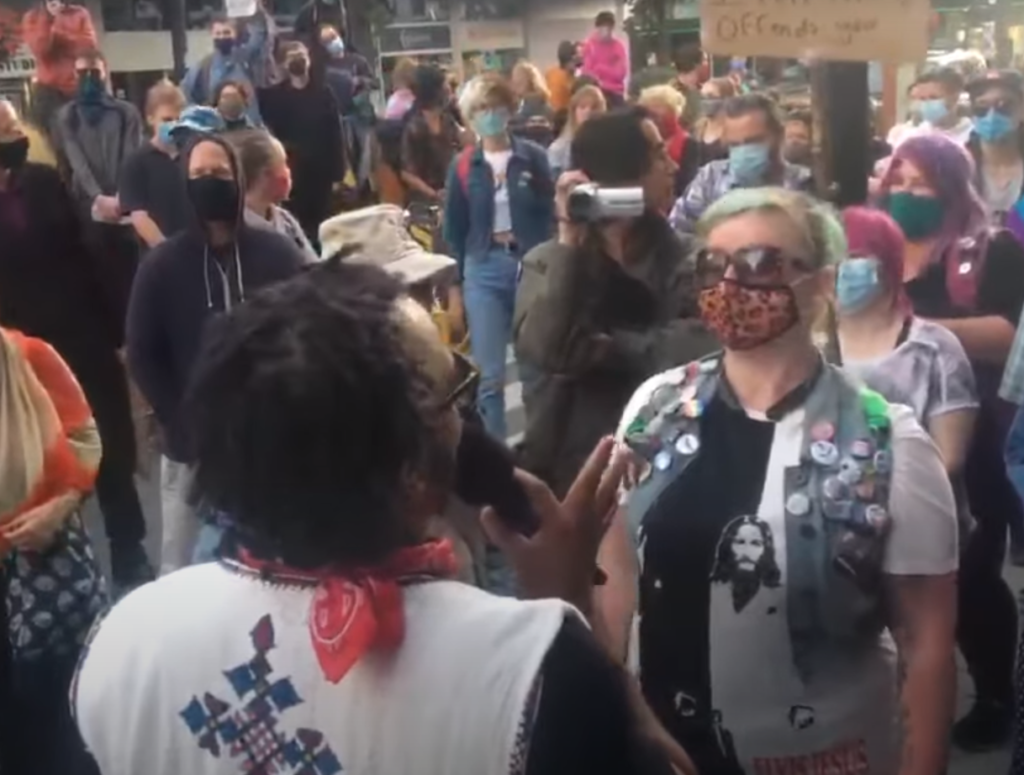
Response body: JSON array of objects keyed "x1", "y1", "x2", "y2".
[
  {"x1": 463, "y1": 245, "x2": 519, "y2": 441},
  {"x1": 192, "y1": 522, "x2": 226, "y2": 565},
  {"x1": 1008, "y1": 403, "x2": 1024, "y2": 507}
]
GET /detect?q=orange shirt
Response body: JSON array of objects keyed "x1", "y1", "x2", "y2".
[
  {"x1": 545, "y1": 66, "x2": 574, "y2": 113},
  {"x1": 21, "y1": 5, "x2": 98, "y2": 95},
  {"x1": 3, "y1": 330, "x2": 98, "y2": 523}
]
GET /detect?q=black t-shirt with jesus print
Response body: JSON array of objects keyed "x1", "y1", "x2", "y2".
[{"x1": 615, "y1": 365, "x2": 959, "y2": 775}]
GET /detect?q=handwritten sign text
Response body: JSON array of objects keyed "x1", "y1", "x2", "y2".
[{"x1": 700, "y1": 0, "x2": 930, "y2": 63}]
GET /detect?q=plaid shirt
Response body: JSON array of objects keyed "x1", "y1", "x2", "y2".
[
  {"x1": 670, "y1": 159, "x2": 814, "y2": 233},
  {"x1": 1000, "y1": 308, "x2": 1024, "y2": 404}
]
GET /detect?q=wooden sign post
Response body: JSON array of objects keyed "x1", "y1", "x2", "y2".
[{"x1": 699, "y1": 0, "x2": 931, "y2": 206}]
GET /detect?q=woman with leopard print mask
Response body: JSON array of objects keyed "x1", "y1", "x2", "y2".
[{"x1": 595, "y1": 187, "x2": 958, "y2": 775}]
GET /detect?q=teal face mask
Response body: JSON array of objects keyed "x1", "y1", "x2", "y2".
[
  {"x1": 728, "y1": 141, "x2": 771, "y2": 185},
  {"x1": 885, "y1": 191, "x2": 946, "y2": 242},
  {"x1": 473, "y1": 109, "x2": 509, "y2": 138},
  {"x1": 836, "y1": 257, "x2": 884, "y2": 314}
]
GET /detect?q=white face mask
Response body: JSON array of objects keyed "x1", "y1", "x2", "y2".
[{"x1": 598, "y1": 26, "x2": 613, "y2": 39}]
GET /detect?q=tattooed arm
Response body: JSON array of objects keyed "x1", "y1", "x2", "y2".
[{"x1": 884, "y1": 573, "x2": 957, "y2": 775}]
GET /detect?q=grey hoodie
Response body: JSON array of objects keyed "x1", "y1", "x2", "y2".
[
  {"x1": 244, "y1": 204, "x2": 319, "y2": 264},
  {"x1": 58, "y1": 97, "x2": 144, "y2": 208}
]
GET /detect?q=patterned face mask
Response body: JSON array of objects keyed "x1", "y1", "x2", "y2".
[{"x1": 698, "y1": 278, "x2": 800, "y2": 351}]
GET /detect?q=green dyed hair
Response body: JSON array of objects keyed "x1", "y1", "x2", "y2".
[{"x1": 696, "y1": 187, "x2": 848, "y2": 269}]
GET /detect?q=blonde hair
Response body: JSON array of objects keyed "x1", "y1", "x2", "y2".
[
  {"x1": 0, "y1": 331, "x2": 59, "y2": 518},
  {"x1": 567, "y1": 85, "x2": 607, "y2": 135},
  {"x1": 459, "y1": 72, "x2": 518, "y2": 123},
  {"x1": 511, "y1": 60, "x2": 550, "y2": 101},
  {"x1": 639, "y1": 84, "x2": 686, "y2": 119},
  {"x1": 392, "y1": 57, "x2": 417, "y2": 90},
  {"x1": 0, "y1": 98, "x2": 56, "y2": 167}
]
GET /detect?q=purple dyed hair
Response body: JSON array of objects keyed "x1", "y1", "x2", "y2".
[{"x1": 877, "y1": 133, "x2": 989, "y2": 309}]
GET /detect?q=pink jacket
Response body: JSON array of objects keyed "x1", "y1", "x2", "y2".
[{"x1": 581, "y1": 32, "x2": 628, "y2": 96}]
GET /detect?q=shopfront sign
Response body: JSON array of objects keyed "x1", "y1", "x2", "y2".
[
  {"x1": 0, "y1": 3, "x2": 34, "y2": 80},
  {"x1": 700, "y1": 0, "x2": 931, "y2": 63},
  {"x1": 378, "y1": 23, "x2": 452, "y2": 53}
]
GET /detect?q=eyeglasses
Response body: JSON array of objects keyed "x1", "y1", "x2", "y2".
[
  {"x1": 971, "y1": 100, "x2": 1017, "y2": 118},
  {"x1": 695, "y1": 245, "x2": 816, "y2": 289},
  {"x1": 442, "y1": 350, "x2": 480, "y2": 411}
]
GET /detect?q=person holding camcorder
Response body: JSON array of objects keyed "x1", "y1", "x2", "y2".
[{"x1": 514, "y1": 107, "x2": 716, "y2": 497}]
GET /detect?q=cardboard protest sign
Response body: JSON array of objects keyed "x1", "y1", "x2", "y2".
[{"x1": 700, "y1": 0, "x2": 930, "y2": 63}]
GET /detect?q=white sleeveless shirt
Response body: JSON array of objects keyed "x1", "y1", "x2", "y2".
[{"x1": 74, "y1": 563, "x2": 575, "y2": 775}]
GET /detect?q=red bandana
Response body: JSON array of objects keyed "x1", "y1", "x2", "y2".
[{"x1": 239, "y1": 540, "x2": 458, "y2": 684}]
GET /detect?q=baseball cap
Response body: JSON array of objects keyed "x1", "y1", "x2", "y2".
[
  {"x1": 967, "y1": 69, "x2": 1024, "y2": 101},
  {"x1": 319, "y1": 205, "x2": 457, "y2": 287},
  {"x1": 171, "y1": 106, "x2": 225, "y2": 136}
]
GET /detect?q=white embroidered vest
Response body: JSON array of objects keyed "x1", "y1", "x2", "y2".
[{"x1": 74, "y1": 563, "x2": 576, "y2": 775}]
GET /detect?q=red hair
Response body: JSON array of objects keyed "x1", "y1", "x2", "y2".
[{"x1": 841, "y1": 206, "x2": 910, "y2": 313}]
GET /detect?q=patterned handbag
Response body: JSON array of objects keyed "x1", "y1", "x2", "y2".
[{"x1": 5, "y1": 513, "x2": 109, "y2": 663}]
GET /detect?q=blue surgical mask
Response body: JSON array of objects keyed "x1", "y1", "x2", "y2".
[
  {"x1": 157, "y1": 120, "x2": 176, "y2": 146},
  {"x1": 836, "y1": 257, "x2": 884, "y2": 314},
  {"x1": 473, "y1": 109, "x2": 509, "y2": 138},
  {"x1": 918, "y1": 98, "x2": 949, "y2": 125},
  {"x1": 973, "y1": 108, "x2": 1017, "y2": 143},
  {"x1": 328, "y1": 38, "x2": 345, "y2": 56},
  {"x1": 728, "y1": 141, "x2": 771, "y2": 185}
]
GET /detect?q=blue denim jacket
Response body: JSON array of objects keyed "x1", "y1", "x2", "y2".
[{"x1": 442, "y1": 137, "x2": 555, "y2": 279}]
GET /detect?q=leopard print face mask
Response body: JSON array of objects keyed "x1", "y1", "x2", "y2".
[{"x1": 698, "y1": 279, "x2": 800, "y2": 351}]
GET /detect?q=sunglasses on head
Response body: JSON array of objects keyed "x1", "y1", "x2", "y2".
[
  {"x1": 695, "y1": 245, "x2": 816, "y2": 290},
  {"x1": 442, "y1": 350, "x2": 480, "y2": 412},
  {"x1": 971, "y1": 100, "x2": 1017, "y2": 118}
]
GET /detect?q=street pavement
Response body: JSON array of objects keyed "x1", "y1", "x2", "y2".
[{"x1": 81, "y1": 353, "x2": 1016, "y2": 774}]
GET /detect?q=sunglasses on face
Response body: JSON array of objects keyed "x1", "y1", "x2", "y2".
[
  {"x1": 971, "y1": 100, "x2": 1018, "y2": 118},
  {"x1": 695, "y1": 245, "x2": 816, "y2": 289},
  {"x1": 442, "y1": 350, "x2": 480, "y2": 412}
]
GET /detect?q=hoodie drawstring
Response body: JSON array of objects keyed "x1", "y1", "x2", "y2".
[{"x1": 203, "y1": 245, "x2": 246, "y2": 311}]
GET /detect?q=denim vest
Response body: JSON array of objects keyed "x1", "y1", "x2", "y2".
[{"x1": 622, "y1": 355, "x2": 893, "y2": 681}]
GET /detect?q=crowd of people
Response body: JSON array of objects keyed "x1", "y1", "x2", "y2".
[{"x1": 6, "y1": 3, "x2": 1024, "y2": 774}]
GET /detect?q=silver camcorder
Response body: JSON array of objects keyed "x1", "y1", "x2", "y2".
[{"x1": 566, "y1": 183, "x2": 646, "y2": 223}]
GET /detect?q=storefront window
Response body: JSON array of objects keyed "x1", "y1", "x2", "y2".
[
  {"x1": 463, "y1": 0, "x2": 518, "y2": 22},
  {"x1": 462, "y1": 48, "x2": 522, "y2": 78},
  {"x1": 391, "y1": 0, "x2": 450, "y2": 23},
  {"x1": 100, "y1": 0, "x2": 170, "y2": 31}
]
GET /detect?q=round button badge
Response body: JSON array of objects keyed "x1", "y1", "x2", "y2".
[
  {"x1": 675, "y1": 433, "x2": 700, "y2": 456},
  {"x1": 786, "y1": 492, "x2": 811, "y2": 517},
  {"x1": 810, "y1": 440, "x2": 839, "y2": 467},
  {"x1": 810, "y1": 422, "x2": 835, "y2": 442}
]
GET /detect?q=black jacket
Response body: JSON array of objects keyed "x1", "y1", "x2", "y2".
[
  {"x1": 0, "y1": 162, "x2": 119, "y2": 351},
  {"x1": 126, "y1": 135, "x2": 306, "y2": 461}
]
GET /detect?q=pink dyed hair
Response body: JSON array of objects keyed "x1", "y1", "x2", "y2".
[
  {"x1": 876, "y1": 133, "x2": 989, "y2": 310},
  {"x1": 841, "y1": 206, "x2": 910, "y2": 313}
]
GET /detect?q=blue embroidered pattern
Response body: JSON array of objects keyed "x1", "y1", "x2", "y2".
[{"x1": 180, "y1": 615, "x2": 343, "y2": 774}]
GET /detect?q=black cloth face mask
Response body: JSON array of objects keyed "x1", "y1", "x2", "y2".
[
  {"x1": 187, "y1": 175, "x2": 239, "y2": 223},
  {"x1": 0, "y1": 137, "x2": 29, "y2": 171}
]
